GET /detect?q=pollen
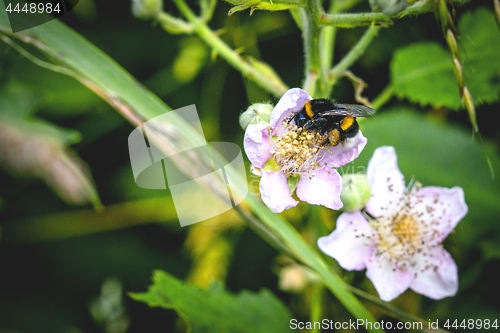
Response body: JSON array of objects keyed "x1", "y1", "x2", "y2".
[
  {"x1": 271, "y1": 120, "x2": 327, "y2": 174},
  {"x1": 371, "y1": 187, "x2": 441, "y2": 272},
  {"x1": 392, "y1": 215, "x2": 419, "y2": 247}
]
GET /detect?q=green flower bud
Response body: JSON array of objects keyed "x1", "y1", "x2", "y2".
[
  {"x1": 131, "y1": 0, "x2": 163, "y2": 20},
  {"x1": 239, "y1": 103, "x2": 273, "y2": 130},
  {"x1": 340, "y1": 174, "x2": 371, "y2": 212}
]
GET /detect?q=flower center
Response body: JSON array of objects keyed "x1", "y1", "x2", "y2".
[
  {"x1": 270, "y1": 123, "x2": 327, "y2": 174},
  {"x1": 392, "y1": 215, "x2": 419, "y2": 247},
  {"x1": 372, "y1": 191, "x2": 441, "y2": 272}
]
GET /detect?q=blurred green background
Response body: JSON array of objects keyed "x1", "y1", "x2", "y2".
[{"x1": 0, "y1": 0, "x2": 499, "y2": 332}]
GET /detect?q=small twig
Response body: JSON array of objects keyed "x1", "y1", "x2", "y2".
[{"x1": 342, "y1": 70, "x2": 372, "y2": 107}]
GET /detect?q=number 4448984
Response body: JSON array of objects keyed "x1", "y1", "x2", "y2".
[
  {"x1": 444, "y1": 319, "x2": 498, "y2": 330},
  {"x1": 6, "y1": 2, "x2": 61, "y2": 14}
]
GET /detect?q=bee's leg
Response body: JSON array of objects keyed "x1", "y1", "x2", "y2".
[
  {"x1": 328, "y1": 129, "x2": 340, "y2": 146},
  {"x1": 303, "y1": 119, "x2": 315, "y2": 130},
  {"x1": 313, "y1": 118, "x2": 328, "y2": 132}
]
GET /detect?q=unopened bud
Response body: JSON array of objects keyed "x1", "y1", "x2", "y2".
[
  {"x1": 131, "y1": 0, "x2": 163, "y2": 20},
  {"x1": 239, "y1": 103, "x2": 273, "y2": 130},
  {"x1": 340, "y1": 174, "x2": 371, "y2": 212}
]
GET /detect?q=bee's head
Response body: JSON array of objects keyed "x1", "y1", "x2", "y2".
[{"x1": 288, "y1": 109, "x2": 308, "y2": 127}]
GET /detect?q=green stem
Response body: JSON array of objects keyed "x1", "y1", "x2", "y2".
[
  {"x1": 310, "y1": 283, "x2": 324, "y2": 333},
  {"x1": 319, "y1": 0, "x2": 337, "y2": 93},
  {"x1": 155, "y1": 11, "x2": 193, "y2": 34},
  {"x1": 302, "y1": 0, "x2": 324, "y2": 97},
  {"x1": 320, "y1": 12, "x2": 392, "y2": 27},
  {"x1": 200, "y1": 0, "x2": 217, "y2": 22},
  {"x1": 371, "y1": 85, "x2": 394, "y2": 110},
  {"x1": 171, "y1": 0, "x2": 288, "y2": 98},
  {"x1": 320, "y1": 25, "x2": 336, "y2": 73},
  {"x1": 328, "y1": 25, "x2": 382, "y2": 86}
]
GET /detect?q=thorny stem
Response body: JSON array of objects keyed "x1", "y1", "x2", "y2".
[{"x1": 171, "y1": 0, "x2": 288, "y2": 98}]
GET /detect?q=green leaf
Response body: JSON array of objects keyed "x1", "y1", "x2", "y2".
[
  {"x1": 391, "y1": 42, "x2": 460, "y2": 108},
  {"x1": 391, "y1": 7, "x2": 500, "y2": 109},
  {"x1": 458, "y1": 7, "x2": 500, "y2": 105},
  {"x1": 2, "y1": 115, "x2": 81, "y2": 145},
  {"x1": 0, "y1": 115, "x2": 100, "y2": 207},
  {"x1": 130, "y1": 270, "x2": 292, "y2": 333},
  {"x1": 0, "y1": 81, "x2": 45, "y2": 118}
]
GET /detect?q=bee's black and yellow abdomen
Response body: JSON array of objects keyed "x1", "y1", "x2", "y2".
[
  {"x1": 340, "y1": 117, "x2": 359, "y2": 139},
  {"x1": 340, "y1": 116, "x2": 354, "y2": 131}
]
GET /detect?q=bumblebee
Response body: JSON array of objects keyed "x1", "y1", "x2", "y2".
[{"x1": 288, "y1": 99, "x2": 375, "y2": 146}]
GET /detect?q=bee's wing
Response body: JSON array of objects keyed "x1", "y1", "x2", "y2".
[{"x1": 316, "y1": 104, "x2": 376, "y2": 117}]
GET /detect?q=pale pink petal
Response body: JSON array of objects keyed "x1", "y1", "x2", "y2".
[
  {"x1": 409, "y1": 186, "x2": 468, "y2": 243},
  {"x1": 259, "y1": 170, "x2": 298, "y2": 213},
  {"x1": 320, "y1": 131, "x2": 368, "y2": 168},
  {"x1": 318, "y1": 211, "x2": 376, "y2": 270},
  {"x1": 243, "y1": 123, "x2": 273, "y2": 168},
  {"x1": 409, "y1": 248, "x2": 458, "y2": 300},
  {"x1": 365, "y1": 146, "x2": 405, "y2": 218},
  {"x1": 269, "y1": 88, "x2": 312, "y2": 136},
  {"x1": 365, "y1": 253, "x2": 413, "y2": 302},
  {"x1": 296, "y1": 168, "x2": 343, "y2": 210}
]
